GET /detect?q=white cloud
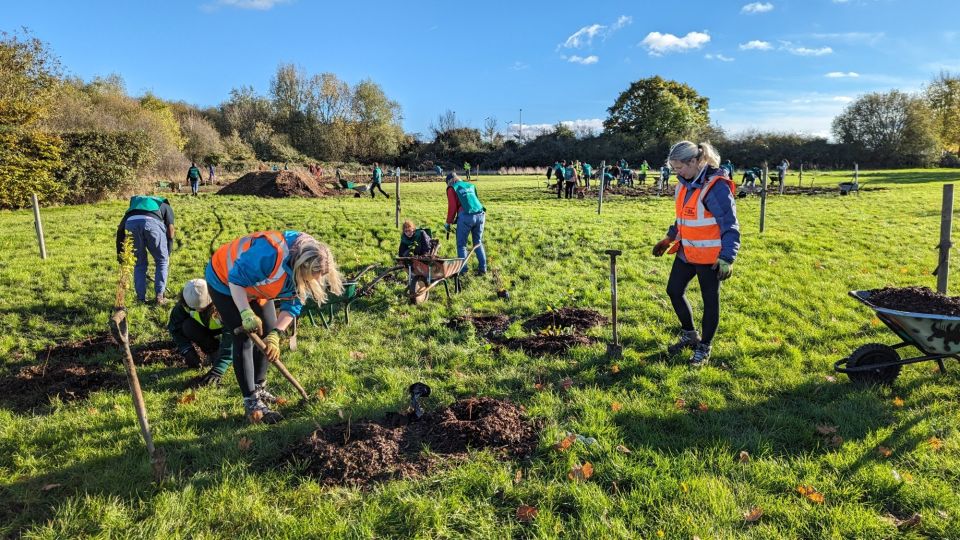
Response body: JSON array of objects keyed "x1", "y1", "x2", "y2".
[
  {"x1": 612, "y1": 15, "x2": 633, "y2": 30},
  {"x1": 825, "y1": 71, "x2": 859, "y2": 78},
  {"x1": 507, "y1": 118, "x2": 605, "y2": 139},
  {"x1": 510, "y1": 61, "x2": 529, "y2": 71},
  {"x1": 567, "y1": 55, "x2": 599, "y2": 65},
  {"x1": 832, "y1": 96, "x2": 853, "y2": 102},
  {"x1": 788, "y1": 45, "x2": 833, "y2": 56},
  {"x1": 561, "y1": 24, "x2": 605, "y2": 48},
  {"x1": 705, "y1": 53, "x2": 735, "y2": 62},
  {"x1": 739, "y1": 40, "x2": 772, "y2": 50},
  {"x1": 741, "y1": 2, "x2": 774, "y2": 13},
  {"x1": 716, "y1": 90, "x2": 859, "y2": 139},
  {"x1": 216, "y1": 0, "x2": 288, "y2": 9},
  {"x1": 641, "y1": 31, "x2": 710, "y2": 55}
]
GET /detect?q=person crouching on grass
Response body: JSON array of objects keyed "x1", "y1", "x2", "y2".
[
  {"x1": 399, "y1": 220, "x2": 436, "y2": 258},
  {"x1": 166, "y1": 278, "x2": 233, "y2": 386},
  {"x1": 652, "y1": 141, "x2": 740, "y2": 367},
  {"x1": 206, "y1": 230, "x2": 342, "y2": 423}
]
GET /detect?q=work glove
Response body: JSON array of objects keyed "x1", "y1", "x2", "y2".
[
  {"x1": 181, "y1": 347, "x2": 202, "y2": 369},
  {"x1": 444, "y1": 223, "x2": 451, "y2": 233},
  {"x1": 192, "y1": 368, "x2": 223, "y2": 387},
  {"x1": 263, "y1": 329, "x2": 283, "y2": 363},
  {"x1": 240, "y1": 308, "x2": 263, "y2": 335},
  {"x1": 652, "y1": 237, "x2": 674, "y2": 257},
  {"x1": 713, "y1": 259, "x2": 733, "y2": 281}
]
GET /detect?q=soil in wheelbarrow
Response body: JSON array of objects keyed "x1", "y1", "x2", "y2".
[
  {"x1": 217, "y1": 171, "x2": 335, "y2": 198},
  {"x1": 866, "y1": 286, "x2": 960, "y2": 317},
  {"x1": 285, "y1": 397, "x2": 540, "y2": 488},
  {"x1": 448, "y1": 313, "x2": 512, "y2": 338},
  {"x1": 522, "y1": 308, "x2": 607, "y2": 332}
]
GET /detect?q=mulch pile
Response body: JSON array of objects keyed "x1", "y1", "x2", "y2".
[
  {"x1": 217, "y1": 171, "x2": 335, "y2": 198},
  {"x1": 501, "y1": 334, "x2": 595, "y2": 355},
  {"x1": 451, "y1": 308, "x2": 606, "y2": 356},
  {"x1": 448, "y1": 314, "x2": 512, "y2": 338},
  {"x1": 867, "y1": 286, "x2": 960, "y2": 316},
  {"x1": 286, "y1": 397, "x2": 539, "y2": 487},
  {"x1": 522, "y1": 308, "x2": 607, "y2": 332},
  {"x1": 0, "y1": 334, "x2": 186, "y2": 411}
]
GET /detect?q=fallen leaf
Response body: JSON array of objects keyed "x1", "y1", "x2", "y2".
[
  {"x1": 929, "y1": 437, "x2": 943, "y2": 451},
  {"x1": 610, "y1": 364, "x2": 621, "y2": 374},
  {"x1": 738, "y1": 450, "x2": 751, "y2": 463},
  {"x1": 568, "y1": 462, "x2": 594, "y2": 481},
  {"x1": 274, "y1": 397, "x2": 289, "y2": 406},
  {"x1": 815, "y1": 424, "x2": 838, "y2": 436},
  {"x1": 316, "y1": 387, "x2": 328, "y2": 399},
  {"x1": 554, "y1": 434, "x2": 577, "y2": 452},
  {"x1": 112, "y1": 403, "x2": 122, "y2": 411},
  {"x1": 680, "y1": 482, "x2": 688, "y2": 493},
  {"x1": 674, "y1": 398, "x2": 687, "y2": 410},
  {"x1": 797, "y1": 484, "x2": 824, "y2": 504},
  {"x1": 892, "y1": 396, "x2": 905, "y2": 408},
  {"x1": 899, "y1": 267, "x2": 909, "y2": 274},
  {"x1": 891, "y1": 513, "x2": 921, "y2": 529},
  {"x1": 560, "y1": 378, "x2": 574, "y2": 391},
  {"x1": 877, "y1": 446, "x2": 893, "y2": 458},
  {"x1": 220, "y1": 411, "x2": 229, "y2": 419},
  {"x1": 534, "y1": 382, "x2": 544, "y2": 391},
  {"x1": 697, "y1": 402, "x2": 709, "y2": 413},
  {"x1": 902, "y1": 472, "x2": 914, "y2": 483},
  {"x1": 515, "y1": 505, "x2": 538, "y2": 522},
  {"x1": 40, "y1": 483, "x2": 62, "y2": 491},
  {"x1": 615, "y1": 444, "x2": 632, "y2": 454},
  {"x1": 349, "y1": 351, "x2": 366, "y2": 360},
  {"x1": 611, "y1": 401, "x2": 623, "y2": 412},
  {"x1": 86, "y1": 407, "x2": 99, "y2": 415},
  {"x1": 177, "y1": 391, "x2": 197, "y2": 405},
  {"x1": 743, "y1": 506, "x2": 764, "y2": 522},
  {"x1": 514, "y1": 469, "x2": 522, "y2": 484},
  {"x1": 249, "y1": 410, "x2": 263, "y2": 424},
  {"x1": 824, "y1": 375, "x2": 837, "y2": 383},
  {"x1": 238, "y1": 437, "x2": 253, "y2": 451},
  {"x1": 829, "y1": 435, "x2": 844, "y2": 448}
]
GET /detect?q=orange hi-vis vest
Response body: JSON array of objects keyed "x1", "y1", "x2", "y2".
[
  {"x1": 674, "y1": 173, "x2": 735, "y2": 265},
  {"x1": 211, "y1": 231, "x2": 290, "y2": 300}
]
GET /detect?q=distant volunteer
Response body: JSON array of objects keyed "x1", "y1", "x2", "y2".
[
  {"x1": 652, "y1": 141, "x2": 740, "y2": 367},
  {"x1": 205, "y1": 230, "x2": 342, "y2": 423},
  {"x1": 167, "y1": 279, "x2": 233, "y2": 386},
  {"x1": 370, "y1": 162, "x2": 390, "y2": 198},
  {"x1": 445, "y1": 173, "x2": 487, "y2": 275},
  {"x1": 186, "y1": 162, "x2": 203, "y2": 196},
  {"x1": 116, "y1": 195, "x2": 175, "y2": 304}
]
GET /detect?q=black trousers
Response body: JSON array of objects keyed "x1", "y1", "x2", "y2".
[
  {"x1": 210, "y1": 288, "x2": 272, "y2": 397},
  {"x1": 370, "y1": 183, "x2": 389, "y2": 198},
  {"x1": 556, "y1": 178, "x2": 563, "y2": 198},
  {"x1": 564, "y1": 181, "x2": 576, "y2": 199},
  {"x1": 666, "y1": 256, "x2": 721, "y2": 345},
  {"x1": 182, "y1": 317, "x2": 219, "y2": 356}
]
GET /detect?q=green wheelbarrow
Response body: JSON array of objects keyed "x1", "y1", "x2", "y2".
[{"x1": 302, "y1": 264, "x2": 383, "y2": 328}]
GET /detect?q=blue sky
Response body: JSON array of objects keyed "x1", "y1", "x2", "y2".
[{"x1": 4, "y1": 0, "x2": 959, "y2": 140}]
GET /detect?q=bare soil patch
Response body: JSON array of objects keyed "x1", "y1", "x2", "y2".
[
  {"x1": 448, "y1": 314, "x2": 512, "y2": 337},
  {"x1": 501, "y1": 333, "x2": 596, "y2": 355},
  {"x1": 522, "y1": 308, "x2": 607, "y2": 332},
  {"x1": 286, "y1": 397, "x2": 539, "y2": 487},
  {"x1": 0, "y1": 361, "x2": 124, "y2": 411},
  {"x1": 217, "y1": 171, "x2": 335, "y2": 198},
  {"x1": 867, "y1": 286, "x2": 960, "y2": 316}
]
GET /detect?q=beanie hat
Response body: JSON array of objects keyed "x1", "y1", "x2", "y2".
[{"x1": 183, "y1": 279, "x2": 212, "y2": 311}]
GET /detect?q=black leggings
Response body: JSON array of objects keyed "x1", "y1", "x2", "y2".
[
  {"x1": 210, "y1": 288, "x2": 272, "y2": 397},
  {"x1": 565, "y1": 181, "x2": 576, "y2": 199},
  {"x1": 370, "y1": 183, "x2": 389, "y2": 198},
  {"x1": 181, "y1": 317, "x2": 219, "y2": 356},
  {"x1": 666, "y1": 256, "x2": 721, "y2": 345}
]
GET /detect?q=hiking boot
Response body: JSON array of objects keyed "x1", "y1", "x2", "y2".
[
  {"x1": 254, "y1": 383, "x2": 278, "y2": 405},
  {"x1": 689, "y1": 343, "x2": 712, "y2": 367},
  {"x1": 667, "y1": 329, "x2": 700, "y2": 356},
  {"x1": 243, "y1": 396, "x2": 283, "y2": 424},
  {"x1": 155, "y1": 294, "x2": 169, "y2": 306}
]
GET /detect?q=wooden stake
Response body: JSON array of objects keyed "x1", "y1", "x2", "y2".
[
  {"x1": 32, "y1": 193, "x2": 47, "y2": 260},
  {"x1": 760, "y1": 164, "x2": 768, "y2": 233},
  {"x1": 395, "y1": 167, "x2": 401, "y2": 228},
  {"x1": 937, "y1": 184, "x2": 954, "y2": 294},
  {"x1": 799, "y1": 163, "x2": 803, "y2": 187},
  {"x1": 605, "y1": 249, "x2": 623, "y2": 359}
]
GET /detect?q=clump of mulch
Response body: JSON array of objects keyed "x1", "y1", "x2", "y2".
[
  {"x1": 522, "y1": 308, "x2": 607, "y2": 332},
  {"x1": 217, "y1": 171, "x2": 335, "y2": 198},
  {"x1": 500, "y1": 333, "x2": 596, "y2": 355},
  {"x1": 35, "y1": 333, "x2": 184, "y2": 367},
  {"x1": 131, "y1": 341, "x2": 184, "y2": 366},
  {"x1": 0, "y1": 361, "x2": 125, "y2": 411},
  {"x1": 867, "y1": 286, "x2": 960, "y2": 317},
  {"x1": 286, "y1": 397, "x2": 539, "y2": 487},
  {"x1": 448, "y1": 314, "x2": 512, "y2": 337}
]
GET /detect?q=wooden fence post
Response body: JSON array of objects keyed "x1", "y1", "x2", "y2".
[
  {"x1": 937, "y1": 184, "x2": 954, "y2": 294},
  {"x1": 395, "y1": 167, "x2": 401, "y2": 228},
  {"x1": 760, "y1": 164, "x2": 768, "y2": 234},
  {"x1": 32, "y1": 193, "x2": 47, "y2": 260},
  {"x1": 597, "y1": 160, "x2": 606, "y2": 215}
]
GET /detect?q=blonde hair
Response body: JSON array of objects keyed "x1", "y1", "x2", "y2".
[
  {"x1": 667, "y1": 141, "x2": 721, "y2": 168},
  {"x1": 290, "y1": 235, "x2": 343, "y2": 304}
]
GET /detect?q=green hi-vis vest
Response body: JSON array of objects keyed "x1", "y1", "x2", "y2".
[
  {"x1": 128, "y1": 195, "x2": 167, "y2": 213},
  {"x1": 188, "y1": 167, "x2": 201, "y2": 180},
  {"x1": 451, "y1": 181, "x2": 484, "y2": 214},
  {"x1": 189, "y1": 308, "x2": 223, "y2": 331}
]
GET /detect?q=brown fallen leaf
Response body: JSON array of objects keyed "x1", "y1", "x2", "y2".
[
  {"x1": 797, "y1": 484, "x2": 825, "y2": 504},
  {"x1": 560, "y1": 378, "x2": 574, "y2": 391},
  {"x1": 877, "y1": 446, "x2": 893, "y2": 458},
  {"x1": 674, "y1": 398, "x2": 687, "y2": 410},
  {"x1": 40, "y1": 483, "x2": 62, "y2": 491},
  {"x1": 274, "y1": 397, "x2": 289, "y2": 406},
  {"x1": 697, "y1": 402, "x2": 709, "y2": 413},
  {"x1": 815, "y1": 424, "x2": 838, "y2": 436},
  {"x1": 349, "y1": 351, "x2": 366, "y2": 360},
  {"x1": 514, "y1": 469, "x2": 522, "y2": 484},
  {"x1": 928, "y1": 437, "x2": 943, "y2": 451},
  {"x1": 86, "y1": 407, "x2": 99, "y2": 415},
  {"x1": 568, "y1": 462, "x2": 594, "y2": 481},
  {"x1": 824, "y1": 375, "x2": 837, "y2": 383},
  {"x1": 738, "y1": 450, "x2": 751, "y2": 463},
  {"x1": 610, "y1": 364, "x2": 621, "y2": 374},
  {"x1": 533, "y1": 382, "x2": 545, "y2": 391},
  {"x1": 249, "y1": 410, "x2": 264, "y2": 424},
  {"x1": 238, "y1": 437, "x2": 253, "y2": 451},
  {"x1": 177, "y1": 391, "x2": 197, "y2": 405},
  {"x1": 743, "y1": 507, "x2": 764, "y2": 522},
  {"x1": 829, "y1": 435, "x2": 844, "y2": 448},
  {"x1": 554, "y1": 433, "x2": 577, "y2": 452},
  {"x1": 615, "y1": 444, "x2": 632, "y2": 454},
  {"x1": 611, "y1": 401, "x2": 623, "y2": 412},
  {"x1": 316, "y1": 387, "x2": 328, "y2": 399},
  {"x1": 892, "y1": 396, "x2": 905, "y2": 408},
  {"x1": 516, "y1": 505, "x2": 538, "y2": 522},
  {"x1": 886, "y1": 513, "x2": 921, "y2": 529}
]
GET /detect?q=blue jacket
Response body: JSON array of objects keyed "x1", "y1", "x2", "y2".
[
  {"x1": 667, "y1": 167, "x2": 740, "y2": 264},
  {"x1": 205, "y1": 230, "x2": 304, "y2": 317}
]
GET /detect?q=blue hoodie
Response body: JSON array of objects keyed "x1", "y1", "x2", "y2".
[{"x1": 667, "y1": 166, "x2": 740, "y2": 264}]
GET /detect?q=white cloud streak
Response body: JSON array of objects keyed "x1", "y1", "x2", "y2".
[
  {"x1": 739, "y1": 40, "x2": 772, "y2": 50},
  {"x1": 215, "y1": 0, "x2": 289, "y2": 9},
  {"x1": 613, "y1": 15, "x2": 633, "y2": 30},
  {"x1": 705, "y1": 53, "x2": 735, "y2": 62},
  {"x1": 825, "y1": 71, "x2": 859, "y2": 78},
  {"x1": 788, "y1": 45, "x2": 833, "y2": 56},
  {"x1": 641, "y1": 31, "x2": 711, "y2": 55},
  {"x1": 560, "y1": 15, "x2": 632, "y2": 49},
  {"x1": 741, "y1": 2, "x2": 774, "y2": 14},
  {"x1": 567, "y1": 55, "x2": 599, "y2": 65}
]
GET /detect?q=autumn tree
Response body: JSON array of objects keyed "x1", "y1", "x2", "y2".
[
  {"x1": 604, "y1": 76, "x2": 710, "y2": 143},
  {"x1": 832, "y1": 90, "x2": 938, "y2": 166},
  {"x1": 926, "y1": 71, "x2": 960, "y2": 154}
]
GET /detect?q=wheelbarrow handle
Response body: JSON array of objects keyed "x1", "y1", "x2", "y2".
[{"x1": 233, "y1": 327, "x2": 310, "y2": 401}]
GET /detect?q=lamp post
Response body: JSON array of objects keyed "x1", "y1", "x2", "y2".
[{"x1": 519, "y1": 108, "x2": 523, "y2": 143}]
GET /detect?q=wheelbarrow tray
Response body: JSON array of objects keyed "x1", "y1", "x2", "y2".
[
  {"x1": 408, "y1": 257, "x2": 469, "y2": 280},
  {"x1": 849, "y1": 290, "x2": 960, "y2": 356}
]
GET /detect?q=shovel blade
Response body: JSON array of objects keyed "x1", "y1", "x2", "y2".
[{"x1": 109, "y1": 309, "x2": 129, "y2": 345}]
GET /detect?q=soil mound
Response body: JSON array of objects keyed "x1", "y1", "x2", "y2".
[
  {"x1": 217, "y1": 171, "x2": 334, "y2": 198},
  {"x1": 37, "y1": 333, "x2": 184, "y2": 367},
  {"x1": 522, "y1": 308, "x2": 607, "y2": 332},
  {"x1": 502, "y1": 334, "x2": 595, "y2": 355},
  {"x1": 448, "y1": 314, "x2": 511, "y2": 337},
  {"x1": 287, "y1": 397, "x2": 539, "y2": 487},
  {"x1": 0, "y1": 361, "x2": 124, "y2": 411},
  {"x1": 867, "y1": 286, "x2": 960, "y2": 316}
]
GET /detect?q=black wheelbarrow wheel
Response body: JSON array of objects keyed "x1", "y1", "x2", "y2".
[{"x1": 846, "y1": 343, "x2": 902, "y2": 386}]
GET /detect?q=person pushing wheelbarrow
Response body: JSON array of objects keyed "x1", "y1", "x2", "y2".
[{"x1": 205, "y1": 230, "x2": 343, "y2": 423}]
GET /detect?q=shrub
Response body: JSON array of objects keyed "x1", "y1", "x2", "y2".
[
  {"x1": 56, "y1": 131, "x2": 152, "y2": 204},
  {"x1": 0, "y1": 129, "x2": 63, "y2": 208}
]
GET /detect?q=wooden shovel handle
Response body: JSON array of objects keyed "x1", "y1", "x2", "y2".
[{"x1": 234, "y1": 328, "x2": 310, "y2": 401}]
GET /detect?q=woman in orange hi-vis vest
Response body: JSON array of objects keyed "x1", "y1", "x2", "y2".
[
  {"x1": 652, "y1": 141, "x2": 740, "y2": 367},
  {"x1": 204, "y1": 231, "x2": 342, "y2": 423}
]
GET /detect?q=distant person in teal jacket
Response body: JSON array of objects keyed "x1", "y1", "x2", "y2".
[
  {"x1": 370, "y1": 162, "x2": 390, "y2": 198},
  {"x1": 186, "y1": 162, "x2": 203, "y2": 196},
  {"x1": 117, "y1": 195, "x2": 175, "y2": 304}
]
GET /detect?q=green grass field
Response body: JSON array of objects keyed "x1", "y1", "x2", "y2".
[{"x1": 2, "y1": 170, "x2": 960, "y2": 538}]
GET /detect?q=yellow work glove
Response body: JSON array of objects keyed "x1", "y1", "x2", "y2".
[
  {"x1": 263, "y1": 329, "x2": 282, "y2": 363},
  {"x1": 240, "y1": 308, "x2": 263, "y2": 335}
]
